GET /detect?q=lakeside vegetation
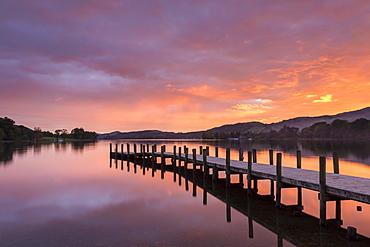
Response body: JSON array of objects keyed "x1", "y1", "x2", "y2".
[
  {"x1": 202, "y1": 118, "x2": 370, "y2": 140},
  {"x1": 0, "y1": 117, "x2": 97, "y2": 141}
]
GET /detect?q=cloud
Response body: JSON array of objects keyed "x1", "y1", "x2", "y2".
[
  {"x1": 313, "y1": 94, "x2": 333, "y2": 103},
  {"x1": 1, "y1": 0, "x2": 370, "y2": 132}
]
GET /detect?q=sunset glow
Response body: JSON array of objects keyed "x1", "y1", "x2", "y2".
[{"x1": 1, "y1": 0, "x2": 369, "y2": 132}]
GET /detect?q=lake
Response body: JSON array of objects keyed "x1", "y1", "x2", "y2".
[{"x1": 1, "y1": 139, "x2": 370, "y2": 246}]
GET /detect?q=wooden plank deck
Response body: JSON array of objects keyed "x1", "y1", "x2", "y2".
[{"x1": 117, "y1": 150, "x2": 370, "y2": 204}]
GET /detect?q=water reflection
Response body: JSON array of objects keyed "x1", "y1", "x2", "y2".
[{"x1": 0, "y1": 141, "x2": 96, "y2": 165}]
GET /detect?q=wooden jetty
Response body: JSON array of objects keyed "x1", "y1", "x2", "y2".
[{"x1": 110, "y1": 143, "x2": 370, "y2": 241}]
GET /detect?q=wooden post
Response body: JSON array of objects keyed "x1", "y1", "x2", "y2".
[
  {"x1": 110, "y1": 143, "x2": 112, "y2": 154},
  {"x1": 226, "y1": 203, "x2": 231, "y2": 223},
  {"x1": 199, "y1": 146, "x2": 203, "y2": 155},
  {"x1": 333, "y1": 152, "x2": 339, "y2": 174},
  {"x1": 161, "y1": 145, "x2": 165, "y2": 166},
  {"x1": 178, "y1": 147, "x2": 182, "y2": 167},
  {"x1": 297, "y1": 150, "x2": 302, "y2": 169},
  {"x1": 297, "y1": 150, "x2": 302, "y2": 210},
  {"x1": 142, "y1": 145, "x2": 146, "y2": 163},
  {"x1": 269, "y1": 149, "x2": 274, "y2": 199},
  {"x1": 173, "y1": 145, "x2": 177, "y2": 167},
  {"x1": 127, "y1": 143, "x2": 130, "y2": 157},
  {"x1": 146, "y1": 144, "x2": 149, "y2": 153},
  {"x1": 333, "y1": 152, "x2": 341, "y2": 221},
  {"x1": 133, "y1": 144, "x2": 137, "y2": 162},
  {"x1": 121, "y1": 144, "x2": 124, "y2": 154},
  {"x1": 192, "y1": 148, "x2": 197, "y2": 173},
  {"x1": 319, "y1": 156, "x2": 327, "y2": 226},
  {"x1": 203, "y1": 187, "x2": 207, "y2": 205},
  {"x1": 203, "y1": 149, "x2": 208, "y2": 177},
  {"x1": 215, "y1": 147, "x2": 219, "y2": 157},
  {"x1": 252, "y1": 149, "x2": 257, "y2": 163},
  {"x1": 239, "y1": 148, "x2": 244, "y2": 185},
  {"x1": 173, "y1": 146, "x2": 177, "y2": 182},
  {"x1": 151, "y1": 145, "x2": 155, "y2": 164},
  {"x1": 206, "y1": 146, "x2": 210, "y2": 156},
  {"x1": 252, "y1": 148, "x2": 258, "y2": 191},
  {"x1": 151, "y1": 145, "x2": 155, "y2": 176},
  {"x1": 226, "y1": 148, "x2": 231, "y2": 187},
  {"x1": 247, "y1": 151, "x2": 252, "y2": 195},
  {"x1": 115, "y1": 143, "x2": 118, "y2": 159},
  {"x1": 160, "y1": 145, "x2": 165, "y2": 179},
  {"x1": 276, "y1": 153, "x2": 282, "y2": 208},
  {"x1": 184, "y1": 147, "x2": 189, "y2": 176}
]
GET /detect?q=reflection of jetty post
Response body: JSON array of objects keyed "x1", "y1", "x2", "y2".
[{"x1": 110, "y1": 143, "x2": 370, "y2": 233}]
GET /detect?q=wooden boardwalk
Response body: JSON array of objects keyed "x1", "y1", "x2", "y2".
[{"x1": 110, "y1": 143, "x2": 370, "y2": 235}]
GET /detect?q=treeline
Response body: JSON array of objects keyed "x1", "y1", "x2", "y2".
[
  {"x1": 0, "y1": 117, "x2": 97, "y2": 141},
  {"x1": 202, "y1": 118, "x2": 370, "y2": 140}
]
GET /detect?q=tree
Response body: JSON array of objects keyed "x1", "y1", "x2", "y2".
[
  {"x1": 61, "y1": 129, "x2": 68, "y2": 140},
  {"x1": 54, "y1": 129, "x2": 62, "y2": 140},
  {"x1": 0, "y1": 128, "x2": 5, "y2": 140},
  {"x1": 33, "y1": 127, "x2": 44, "y2": 140}
]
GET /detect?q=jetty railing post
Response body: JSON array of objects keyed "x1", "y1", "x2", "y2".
[
  {"x1": 206, "y1": 146, "x2": 209, "y2": 156},
  {"x1": 333, "y1": 151, "x2": 341, "y2": 221},
  {"x1": 127, "y1": 143, "x2": 130, "y2": 161},
  {"x1": 276, "y1": 153, "x2": 282, "y2": 208},
  {"x1": 252, "y1": 149, "x2": 257, "y2": 163},
  {"x1": 192, "y1": 149, "x2": 197, "y2": 174},
  {"x1": 160, "y1": 145, "x2": 165, "y2": 179},
  {"x1": 247, "y1": 151, "x2": 252, "y2": 195},
  {"x1": 178, "y1": 147, "x2": 182, "y2": 167},
  {"x1": 269, "y1": 149, "x2": 274, "y2": 198},
  {"x1": 252, "y1": 149, "x2": 258, "y2": 191},
  {"x1": 115, "y1": 143, "x2": 118, "y2": 160},
  {"x1": 226, "y1": 148, "x2": 231, "y2": 187},
  {"x1": 203, "y1": 149, "x2": 209, "y2": 177},
  {"x1": 239, "y1": 149, "x2": 244, "y2": 185},
  {"x1": 151, "y1": 145, "x2": 155, "y2": 176},
  {"x1": 146, "y1": 144, "x2": 149, "y2": 153},
  {"x1": 215, "y1": 147, "x2": 219, "y2": 157},
  {"x1": 173, "y1": 145, "x2": 177, "y2": 167},
  {"x1": 173, "y1": 145, "x2": 177, "y2": 182},
  {"x1": 133, "y1": 144, "x2": 137, "y2": 163},
  {"x1": 161, "y1": 145, "x2": 165, "y2": 167},
  {"x1": 142, "y1": 145, "x2": 146, "y2": 166},
  {"x1": 192, "y1": 149, "x2": 197, "y2": 197},
  {"x1": 184, "y1": 147, "x2": 189, "y2": 175},
  {"x1": 199, "y1": 146, "x2": 203, "y2": 155},
  {"x1": 319, "y1": 156, "x2": 327, "y2": 226},
  {"x1": 297, "y1": 150, "x2": 303, "y2": 210}
]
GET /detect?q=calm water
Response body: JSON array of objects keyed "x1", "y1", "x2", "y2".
[{"x1": 1, "y1": 139, "x2": 370, "y2": 246}]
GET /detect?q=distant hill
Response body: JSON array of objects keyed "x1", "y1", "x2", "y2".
[
  {"x1": 98, "y1": 106, "x2": 370, "y2": 139},
  {"x1": 98, "y1": 130, "x2": 204, "y2": 140},
  {"x1": 266, "y1": 107, "x2": 370, "y2": 131}
]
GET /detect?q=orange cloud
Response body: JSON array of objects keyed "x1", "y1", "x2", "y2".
[{"x1": 313, "y1": 94, "x2": 333, "y2": 103}]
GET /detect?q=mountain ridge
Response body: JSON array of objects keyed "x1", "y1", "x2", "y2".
[{"x1": 98, "y1": 106, "x2": 370, "y2": 139}]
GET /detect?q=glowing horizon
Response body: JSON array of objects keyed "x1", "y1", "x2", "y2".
[{"x1": 1, "y1": 1, "x2": 369, "y2": 133}]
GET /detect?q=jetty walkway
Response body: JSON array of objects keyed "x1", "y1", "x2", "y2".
[{"x1": 110, "y1": 143, "x2": 370, "y2": 234}]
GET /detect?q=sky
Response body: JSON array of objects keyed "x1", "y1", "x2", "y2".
[{"x1": 1, "y1": 0, "x2": 370, "y2": 133}]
